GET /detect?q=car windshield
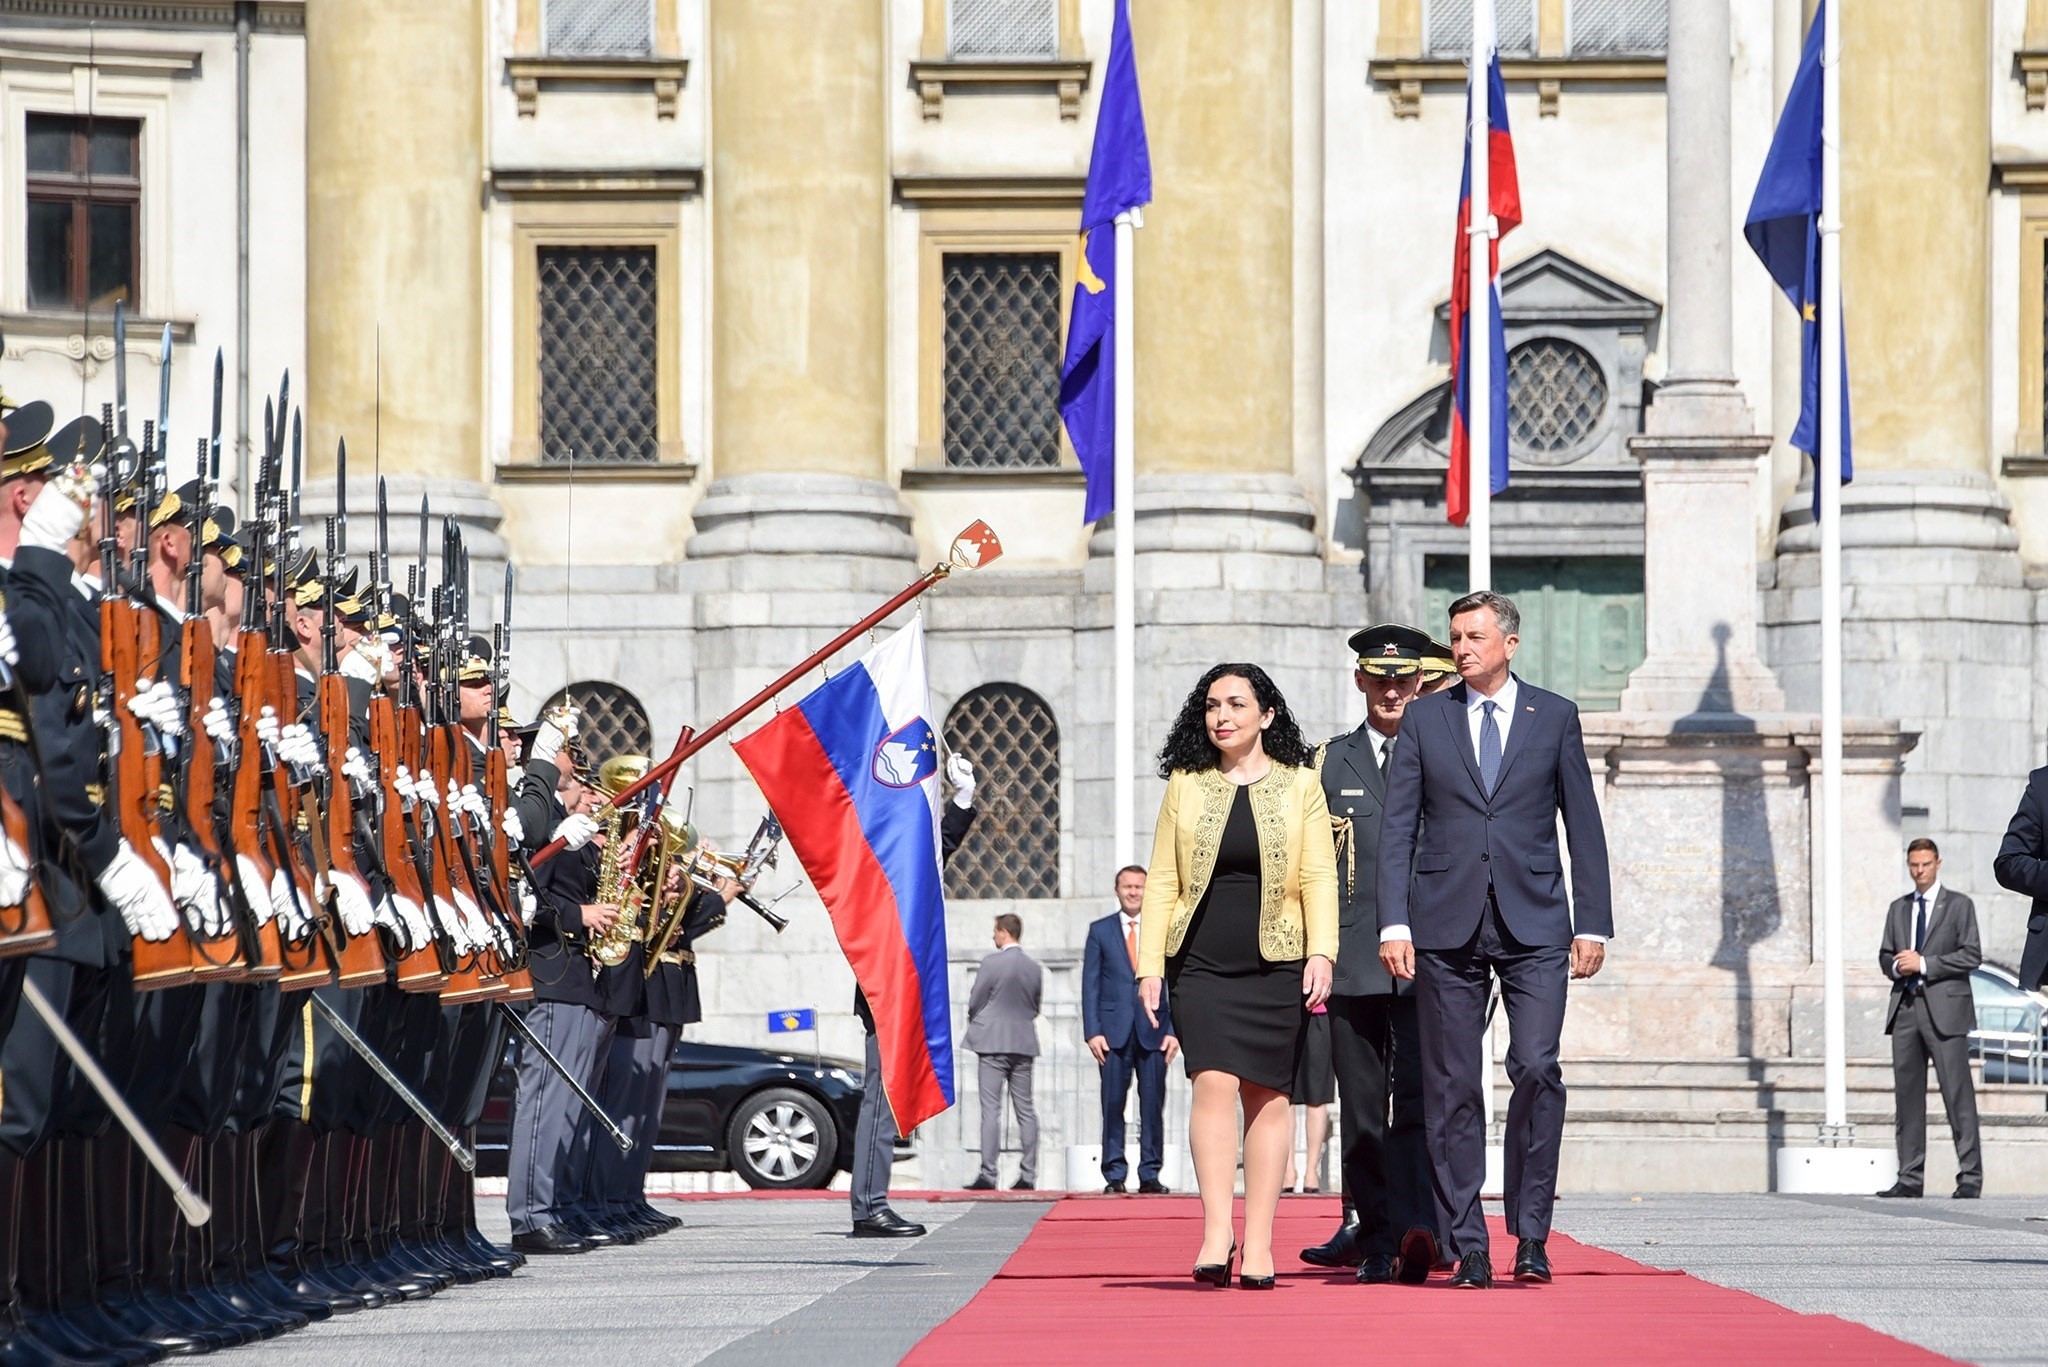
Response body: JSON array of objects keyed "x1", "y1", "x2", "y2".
[{"x1": 1972, "y1": 969, "x2": 2044, "y2": 1035}]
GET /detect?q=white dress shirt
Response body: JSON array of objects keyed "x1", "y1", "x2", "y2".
[{"x1": 1366, "y1": 721, "x2": 1396, "y2": 769}]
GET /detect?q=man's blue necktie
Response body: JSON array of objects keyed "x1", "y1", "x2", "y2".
[
  {"x1": 1913, "y1": 894, "x2": 1927, "y2": 951},
  {"x1": 1479, "y1": 700, "x2": 1502, "y2": 796}
]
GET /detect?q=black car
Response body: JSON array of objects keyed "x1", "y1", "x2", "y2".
[{"x1": 477, "y1": 1038, "x2": 905, "y2": 1189}]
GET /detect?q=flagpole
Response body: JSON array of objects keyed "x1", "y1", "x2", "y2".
[
  {"x1": 1467, "y1": 0, "x2": 1494, "y2": 593},
  {"x1": 1113, "y1": 208, "x2": 1140, "y2": 868},
  {"x1": 1817, "y1": 0, "x2": 1847, "y2": 1142}
]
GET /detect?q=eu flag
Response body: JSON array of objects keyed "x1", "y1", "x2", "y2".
[
  {"x1": 1058, "y1": 0, "x2": 1150, "y2": 524},
  {"x1": 1744, "y1": 0, "x2": 1850, "y2": 518}
]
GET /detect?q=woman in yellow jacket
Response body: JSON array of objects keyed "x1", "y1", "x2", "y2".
[{"x1": 1138, "y1": 664, "x2": 1337, "y2": 1289}]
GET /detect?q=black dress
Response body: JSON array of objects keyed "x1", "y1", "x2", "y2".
[{"x1": 1166, "y1": 783, "x2": 1307, "y2": 1091}]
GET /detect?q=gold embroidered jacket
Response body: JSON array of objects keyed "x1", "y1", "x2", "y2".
[{"x1": 1135, "y1": 763, "x2": 1339, "y2": 978}]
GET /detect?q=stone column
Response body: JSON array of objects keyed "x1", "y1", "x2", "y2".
[
  {"x1": 301, "y1": 0, "x2": 503, "y2": 573},
  {"x1": 687, "y1": 0, "x2": 913, "y2": 572},
  {"x1": 1620, "y1": 0, "x2": 1782, "y2": 715}
]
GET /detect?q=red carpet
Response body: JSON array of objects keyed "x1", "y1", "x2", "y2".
[{"x1": 906, "y1": 1196, "x2": 1954, "y2": 1365}]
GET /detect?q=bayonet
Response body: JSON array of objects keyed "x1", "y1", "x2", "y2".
[
  {"x1": 113, "y1": 301, "x2": 130, "y2": 442},
  {"x1": 208, "y1": 348, "x2": 223, "y2": 486},
  {"x1": 155, "y1": 323, "x2": 173, "y2": 474}
]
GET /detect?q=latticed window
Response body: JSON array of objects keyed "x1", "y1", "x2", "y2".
[
  {"x1": 541, "y1": 681, "x2": 652, "y2": 766},
  {"x1": 545, "y1": 0, "x2": 652, "y2": 55},
  {"x1": 1508, "y1": 338, "x2": 1608, "y2": 459},
  {"x1": 943, "y1": 685, "x2": 1059, "y2": 899},
  {"x1": 538, "y1": 246, "x2": 658, "y2": 466},
  {"x1": 942, "y1": 253, "x2": 1062, "y2": 470},
  {"x1": 1424, "y1": 0, "x2": 1536, "y2": 57},
  {"x1": 1567, "y1": 0, "x2": 1666, "y2": 56},
  {"x1": 948, "y1": 0, "x2": 1057, "y2": 58}
]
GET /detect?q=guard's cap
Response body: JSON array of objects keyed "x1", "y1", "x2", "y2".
[
  {"x1": 1348, "y1": 623, "x2": 1432, "y2": 677},
  {"x1": 2, "y1": 401, "x2": 56, "y2": 481},
  {"x1": 1419, "y1": 636, "x2": 1457, "y2": 681},
  {"x1": 150, "y1": 479, "x2": 199, "y2": 531},
  {"x1": 459, "y1": 634, "x2": 493, "y2": 684},
  {"x1": 45, "y1": 415, "x2": 102, "y2": 469}
]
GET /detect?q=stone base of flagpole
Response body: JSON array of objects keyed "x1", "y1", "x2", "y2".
[{"x1": 1775, "y1": 1143, "x2": 1897, "y2": 1194}]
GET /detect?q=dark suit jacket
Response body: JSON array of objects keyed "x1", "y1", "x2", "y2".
[
  {"x1": 1377, "y1": 676, "x2": 1612, "y2": 950},
  {"x1": 1877, "y1": 886, "x2": 1980, "y2": 1038},
  {"x1": 1316, "y1": 723, "x2": 1405, "y2": 996},
  {"x1": 1993, "y1": 766, "x2": 2048, "y2": 991},
  {"x1": 1081, "y1": 912, "x2": 1172, "y2": 1050}
]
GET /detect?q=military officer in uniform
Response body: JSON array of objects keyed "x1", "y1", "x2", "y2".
[{"x1": 1301, "y1": 624, "x2": 1439, "y2": 1283}]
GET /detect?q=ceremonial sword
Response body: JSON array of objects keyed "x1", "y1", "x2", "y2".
[
  {"x1": 310, "y1": 994, "x2": 476, "y2": 1172},
  {"x1": 493, "y1": 1002, "x2": 633, "y2": 1154}
]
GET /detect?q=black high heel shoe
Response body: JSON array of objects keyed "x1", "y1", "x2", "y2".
[
  {"x1": 1239, "y1": 1268, "x2": 1277, "y2": 1291},
  {"x1": 1192, "y1": 1241, "x2": 1238, "y2": 1287}
]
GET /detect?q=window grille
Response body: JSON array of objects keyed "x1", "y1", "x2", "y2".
[
  {"x1": 948, "y1": 0, "x2": 1057, "y2": 58},
  {"x1": 545, "y1": 0, "x2": 652, "y2": 55},
  {"x1": 1567, "y1": 0, "x2": 1666, "y2": 56},
  {"x1": 538, "y1": 246, "x2": 659, "y2": 466},
  {"x1": 943, "y1": 685, "x2": 1060, "y2": 900},
  {"x1": 2042, "y1": 240, "x2": 2048, "y2": 451},
  {"x1": 1508, "y1": 338, "x2": 1608, "y2": 458},
  {"x1": 1424, "y1": 0, "x2": 1536, "y2": 57},
  {"x1": 540, "y1": 681, "x2": 652, "y2": 767},
  {"x1": 942, "y1": 253, "x2": 1063, "y2": 470},
  {"x1": 25, "y1": 114, "x2": 141, "y2": 312}
]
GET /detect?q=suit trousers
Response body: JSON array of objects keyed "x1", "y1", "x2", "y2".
[
  {"x1": 1326, "y1": 992, "x2": 1432, "y2": 1254},
  {"x1": 1098, "y1": 1037, "x2": 1166, "y2": 1184},
  {"x1": 974, "y1": 1053, "x2": 1037, "y2": 1184},
  {"x1": 1890, "y1": 993, "x2": 1983, "y2": 1190},
  {"x1": 1416, "y1": 897, "x2": 1569, "y2": 1254},
  {"x1": 505, "y1": 1000, "x2": 614, "y2": 1235},
  {"x1": 587, "y1": 1022, "x2": 678, "y2": 1214},
  {"x1": 850, "y1": 1028, "x2": 898, "y2": 1221}
]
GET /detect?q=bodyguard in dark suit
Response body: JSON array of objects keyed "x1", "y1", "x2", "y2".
[
  {"x1": 1377, "y1": 591, "x2": 1611, "y2": 1290},
  {"x1": 1877, "y1": 839, "x2": 1983, "y2": 1199},
  {"x1": 1994, "y1": 767, "x2": 2048, "y2": 995},
  {"x1": 1301, "y1": 624, "x2": 1436, "y2": 1283},
  {"x1": 1082, "y1": 867, "x2": 1176, "y2": 1193}
]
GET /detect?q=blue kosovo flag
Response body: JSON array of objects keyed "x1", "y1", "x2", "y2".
[
  {"x1": 1058, "y1": 0, "x2": 1150, "y2": 524},
  {"x1": 1743, "y1": 0, "x2": 1849, "y2": 519}
]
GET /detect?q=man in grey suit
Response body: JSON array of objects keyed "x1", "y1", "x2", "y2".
[
  {"x1": 1378, "y1": 591, "x2": 1612, "y2": 1290},
  {"x1": 962, "y1": 914, "x2": 1042, "y2": 1191},
  {"x1": 1876, "y1": 838, "x2": 1984, "y2": 1199}
]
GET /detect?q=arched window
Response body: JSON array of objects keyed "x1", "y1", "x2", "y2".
[
  {"x1": 541, "y1": 680, "x2": 652, "y2": 764},
  {"x1": 942, "y1": 684, "x2": 1059, "y2": 899},
  {"x1": 1508, "y1": 338, "x2": 1609, "y2": 462}
]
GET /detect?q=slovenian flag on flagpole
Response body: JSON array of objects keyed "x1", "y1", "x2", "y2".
[
  {"x1": 1445, "y1": 50, "x2": 1520, "y2": 528},
  {"x1": 733, "y1": 619, "x2": 954, "y2": 1132}
]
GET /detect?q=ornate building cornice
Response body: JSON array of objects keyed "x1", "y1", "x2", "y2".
[{"x1": 0, "y1": 0, "x2": 301, "y2": 32}]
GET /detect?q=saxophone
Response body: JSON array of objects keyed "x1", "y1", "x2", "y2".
[{"x1": 587, "y1": 754, "x2": 651, "y2": 968}]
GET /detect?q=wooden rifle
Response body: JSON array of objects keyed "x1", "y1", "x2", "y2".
[
  {"x1": 426, "y1": 550, "x2": 505, "y2": 1006},
  {"x1": 317, "y1": 490, "x2": 384, "y2": 990},
  {"x1": 393, "y1": 538, "x2": 463, "y2": 993},
  {"x1": 487, "y1": 561, "x2": 533, "y2": 1002}
]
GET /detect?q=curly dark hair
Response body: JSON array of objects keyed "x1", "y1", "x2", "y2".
[{"x1": 1156, "y1": 663, "x2": 1315, "y2": 776}]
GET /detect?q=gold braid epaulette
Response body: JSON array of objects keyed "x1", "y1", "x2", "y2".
[
  {"x1": 1331, "y1": 813, "x2": 1354, "y2": 900},
  {"x1": 0, "y1": 708, "x2": 26, "y2": 745}
]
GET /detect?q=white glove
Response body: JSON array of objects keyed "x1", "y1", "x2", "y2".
[
  {"x1": 271, "y1": 869, "x2": 310, "y2": 939},
  {"x1": 516, "y1": 879, "x2": 538, "y2": 927},
  {"x1": 341, "y1": 747, "x2": 374, "y2": 797},
  {"x1": 390, "y1": 893, "x2": 432, "y2": 952},
  {"x1": 459, "y1": 784, "x2": 488, "y2": 832},
  {"x1": 453, "y1": 889, "x2": 490, "y2": 954},
  {"x1": 279, "y1": 723, "x2": 321, "y2": 773},
  {"x1": 203, "y1": 697, "x2": 234, "y2": 745},
  {"x1": 255, "y1": 706, "x2": 280, "y2": 751},
  {"x1": 98, "y1": 841, "x2": 180, "y2": 942},
  {"x1": 159, "y1": 838, "x2": 226, "y2": 937},
  {"x1": 0, "y1": 830, "x2": 32, "y2": 909},
  {"x1": 947, "y1": 754, "x2": 976, "y2": 809},
  {"x1": 432, "y1": 894, "x2": 470, "y2": 952},
  {"x1": 416, "y1": 770, "x2": 439, "y2": 806},
  {"x1": 0, "y1": 611, "x2": 17, "y2": 671},
  {"x1": 527, "y1": 708, "x2": 576, "y2": 768},
  {"x1": 552, "y1": 812, "x2": 599, "y2": 851},
  {"x1": 20, "y1": 475, "x2": 91, "y2": 552},
  {"x1": 339, "y1": 638, "x2": 389, "y2": 686},
  {"x1": 236, "y1": 854, "x2": 274, "y2": 927},
  {"x1": 394, "y1": 765, "x2": 418, "y2": 808},
  {"x1": 328, "y1": 870, "x2": 376, "y2": 938},
  {"x1": 128, "y1": 679, "x2": 167, "y2": 729},
  {"x1": 502, "y1": 808, "x2": 525, "y2": 846},
  {"x1": 146, "y1": 681, "x2": 185, "y2": 739}
]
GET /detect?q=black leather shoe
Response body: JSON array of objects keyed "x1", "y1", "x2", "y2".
[
  {"x1": 1875, "y1": 1183, "x2": 1923, "y2": 1198},
  {"x1": 1395, "y1": 1226, "x2": 1439, "y2": 1285},
  {"x1": 1010, "y1": 1180, "x2": 1035, "y2": 1191},
  {"x1": 1513, "y1": 1237, "x2": 1552, "y2": 1284},
  {"x1": 1449, "y1": 1250, "x2": 1492, "y2": 1289},
  {"x1": 1953, "y1": 1185, "x2": 1981, "y2": 1199},
  {"x1": 1300, "y1": 1217, "x2": 1363, "y2": 1269},
  {"x1": 1238, "y1": 1271, "x2": 1276, "y2": 1290},
  {"x1": 562, "y1": 1215, "x2": 617, "y2": 1247},
  {"x1": 963, "y1": 1176, "x2": 996, "y2": 1191},
  {"x1": 1102, "y1": 1181, "x2": 1127, "y2": 1194},
  {"x1": 850, "y1": 1209, "x2": 926, "y2": 1238},
  {"x1": 1191, "y1": 1241, "x2": 1237, "y2": 1288},
  {"x1": 1355, "y1": 1252, "x2": 1398, "y2": 1284},
  {"x1": 510, "y1": 1224, "x2": 591, "y2": 1254},
  {"x1": 1137, "y1": 1179, "x2": 1171, "y2": 1194}
]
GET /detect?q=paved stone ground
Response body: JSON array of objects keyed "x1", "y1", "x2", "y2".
[{"x1": 250, "y1": 1192, "x2": 2048, "y2": 1365}]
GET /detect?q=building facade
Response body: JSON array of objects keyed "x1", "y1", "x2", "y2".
[{"x1": 3, "y1": 0, "x2": 2045, "y2": 1187}]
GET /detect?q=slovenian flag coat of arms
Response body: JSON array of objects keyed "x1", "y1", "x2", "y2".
[{"x1": 733, "y1": 618, "x2": 955, "y2": 1132}]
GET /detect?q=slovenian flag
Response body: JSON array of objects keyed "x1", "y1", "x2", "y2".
[
  {"x1": 1445, "y1": 50, "x2": 1520, "y2": 527},
  {"x1": 733, "y1": 619, "x2": 954, "y2": 1132}
]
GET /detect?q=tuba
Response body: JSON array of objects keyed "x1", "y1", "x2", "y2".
[{"x1": 587, "y1": 754, "x2": 651, "y2": 968}]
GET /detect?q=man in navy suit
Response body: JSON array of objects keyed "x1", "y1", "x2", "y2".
[
  {"x1": 1082, "y1": 866, "x2": 1178, "y2": 1194},
  {"x1": 1377, "y1": 590, "x2": 1612, "y2": 1290}
]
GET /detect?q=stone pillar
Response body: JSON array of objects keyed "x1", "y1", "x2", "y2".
[
  {"x1": 1622, "y1": 0, "x2": 1782, "y2": 715},
  {"x1": 301, "y1": 0, "x2": 503, "y2": 571},
  {"x1": 687, "y1": 0, "x2": 913, "y2": 569}
]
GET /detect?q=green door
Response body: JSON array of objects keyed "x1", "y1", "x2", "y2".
[{"x1": 1422, "y1": 556, "x2": 1645, "y2": 711}]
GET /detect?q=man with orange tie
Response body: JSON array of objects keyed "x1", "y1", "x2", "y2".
[{"x1": 1083, "y1": 866, "x2": 1178, "y2": 1193}]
